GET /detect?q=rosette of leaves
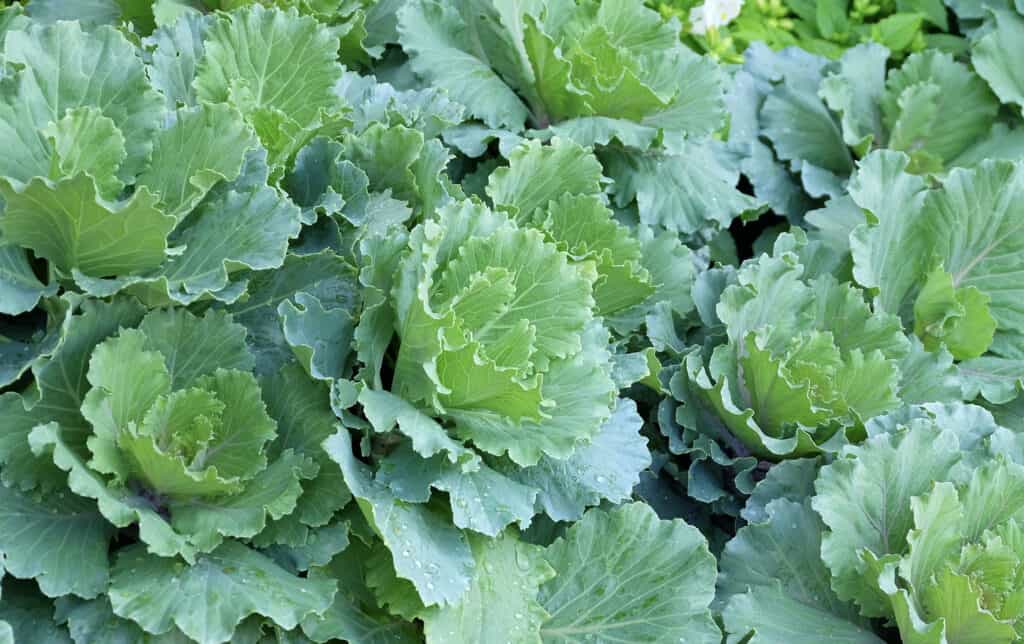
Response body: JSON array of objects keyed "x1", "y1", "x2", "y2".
[
  {"x1": 675, "y1": 230, "x2": 913, "y2": 459},
  {"x1": 0, "y1": 302, "x2": 365, "y2": 642},
  {"x1": 0, "y1": 7, "x2": 367, "y2": 309},
  {"x1": 841, "y1": 150, "x2": 1024, "y2": 405},
  {"x1": 728, "y1": 40, "x2": 1014, "y2": 220},
  {"x1": 325, "y1": 195, "x2": 671, "y2": 620},
  {"x1": 398, "y1": 0, "x2": 761, "y2": 239},
  {"x1": 718, "y1": 403, "x2": 1024, "y2": 643}
]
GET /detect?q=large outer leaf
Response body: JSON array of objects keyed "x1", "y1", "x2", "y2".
[
  {"x1": 2, "y1": 21, "x2": 163, "y2": 180},
  {"x1": 812, "y1": 424, "x2": 963, "y2": 617},
  {"x1": 144, "y1": 12, "x2": 210, "y2": 109},
  {"x1": 0, "y1": 176, "x2": 174, "y2": 278},
  {"x1": 761, "y1": 82, "x2": 853, "y2": 176},
  {"x1": 881, "y1": 50, "x2": 998, "y2": 164},
  {"x1": 195, "y1": 5, "x2": 343, "y2": 130},
  {"x1": 57, "y1": 597, "x2": 194, "y2": 644},
  {"x1": 720, "y1": 500, "x2": 882, "y2": 643},
  {"x1": 0, "y1": 582, "x2": 72, "y2": 644},
  {"x1": 973, "y1": 10, "x2": 1024, "y2": 116},
  {"x1": 398, "y1": 0, "x2": 530, "y2": 129},
  {"x1": 301, "y1": 539, "x2": 421, "y2": 644},
  {"x1": 507, "y1": 398, "x2": 650, "y2": 522},
  {"x1": 848, "y1": 150, "x2": 930, "y2": 316},
  {"x1": 820, "y1": 43, "x2": 888, "y2": 151},
  {"x1": 539, "y1": 503, "x2": 720, "y2": 643},
  {"x1": 136, "y1": 104, "x2": 259, "y2": 220},
  {"x1": 75, "y1": 184, "x2": 303, "y2": 304},
  {"x1": 324, "y1": 429, "x2": 475, "y2": 607},
  {"x1": 421, "y1": 533, "x2": 554, "y2": 644},
  {"x1": 0, "y1": 482, "x2": 114, "y2": 599},
  {"x1": 109, "y1": 541, "x2": 336, "y2": 643},
  {"x1": 603, "y1": 140, "x2": 762, "y2": 236},
  {"x1": 919, "y1": 160, "x2": 1024, "y2": 336},
  {"x1": 228, "y1": 250, "x2": 358, "y2": 377}
]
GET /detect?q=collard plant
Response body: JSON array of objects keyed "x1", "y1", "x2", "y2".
[
  {"x1": 0, "y1": 3, "x2": 721, "y2": 642},
  {"x1": 4, "y1": 1, "x2": 1024, "y2": 643}
]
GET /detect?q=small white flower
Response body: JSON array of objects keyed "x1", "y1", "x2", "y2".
[{"x1": 689, "y1": 0, "x2": 744, "y2": 35}]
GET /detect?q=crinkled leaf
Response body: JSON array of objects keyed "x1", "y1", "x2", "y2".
[
  {"x1": 109, "y1": 541, "x2": 336, "y2": 644},
  {"x1": 324, "y1": 429, "x2": 474, "y2": 607},
  {"x1": 0, "y1": 176, "x2": 173, "y2": 278}
]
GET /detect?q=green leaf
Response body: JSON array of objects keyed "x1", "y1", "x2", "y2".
[
  {"x1": 848, "y1": 150, "x2": 930, "y2": 316},
  {"x1": 376, "y1": 444, "x2": 537, "y2": 536},
  {"x1": 195, "y1": 4, "x2": 345, "y2": 145},
  {"x1": 486, "y1": 138, "x2": 604, "y2": 220},
  {"x1": 881, "y1": 51, "x2": 999, "y2": 165},
  {"x1": 77, "y1": 185, "x2": 303, "y2": 304},
  {"x1": 761, "y1": 79, "x2": 853, "y2": 176},
  {"x1": 41, "y1": 107, "x2": 126, "y2": 200},
  {"x1": 539, "y1": 503, "x2": 720, "y2": 643},
  {"x1": 448, "y1": 320, "x2": 615, "y2": 468},
  {"x1": 168, "y1": 450, "x2": 316, "y2": 553},
  {"x1": 819, "y1": 43, "x2": 888, "y2": 151},
  {"x1": 0, "y1": 582, "x2": 72, "y2": 643},
  {"x1": 0, "y1": 303, "x2": 63, "y2": 389},
  {"x1": 144, "y1": 12, "x2": 210, "y2": 109},
  {"x1": 339, "y1": 71, "x2": 466, "y2": 138},
  {"x1": 339, "y1": 123, "x2": 447, "y2": 217},
  {"x1": 398, "y1": 0, "x2": 529, "y2": 129},
  {"x1": 603, "y1": 140, "x2": 762, "y2": 235},
  {"x1": 0, "y1": 175, "x2": 174, "y2": 278},
  {"x1": 301, "y1": 539, "x2": 420, "y2": 644},
  {"x1": 899, "y1": 337, "x2": 963, "y2": 405},
  {"x1": 720, "y1": 500, "x2": 882, "y2": 643},
  {"x1": 872, "y1": 14, "x2": 925, "y2": 55},
  {"x1": 0, "y1": 482, "x2": 114, "y2": 599},
  {"x1": 137, "y1": 104, "x2": 259, "y2": 221},
  {"x1": 324, "y1": 429, "x2": 475, "y2": 607},
  {"x1": 358, "y1": 388, "x2": 478, "y2": 467},
  {"x1": 0, "y1": 245, "x2": 55, "y2": 316},
  {"x1": 109, "y1": 541, "x2": 336, "y2": 643},
  {"x1": 137, "y1": 308, "x2": 255, "y2": 390},
  {"x1": 421, "y1": 532, "x2": 554, "y2": 644},
  {"x1": 57, "y1": 596, "x2": 193, "y2": 644},
  {"x1": 228, "y1": 250, "x2": 358, "y2": 377},
  {"x1": 918, "y1": 160, "x2": 1024, "y2": 340},
  {"x1": 741, "y1": 458, "x2": 819, "y2": 524},
  {"x1": 507, "y1": 398, "x2": 650, "y2": 522},
  {"x1": 279, "y1": 292, "x2": 356, "y2": 382},
  {"x1": 2, "y1": 21, "x2": 163, "y2": 180},
  {"x1": 973, "y1": 10, "x2": 1024, "y2": 116},
  {"x1": 812, "y1": 424, "x2": 963, "y2": 617},
  {"x1": 914, "y1": 267, "x2": 997, "y2": 359},
  {"x1": 81, "y1": 329, "x2": 173, "y2": 481}
]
